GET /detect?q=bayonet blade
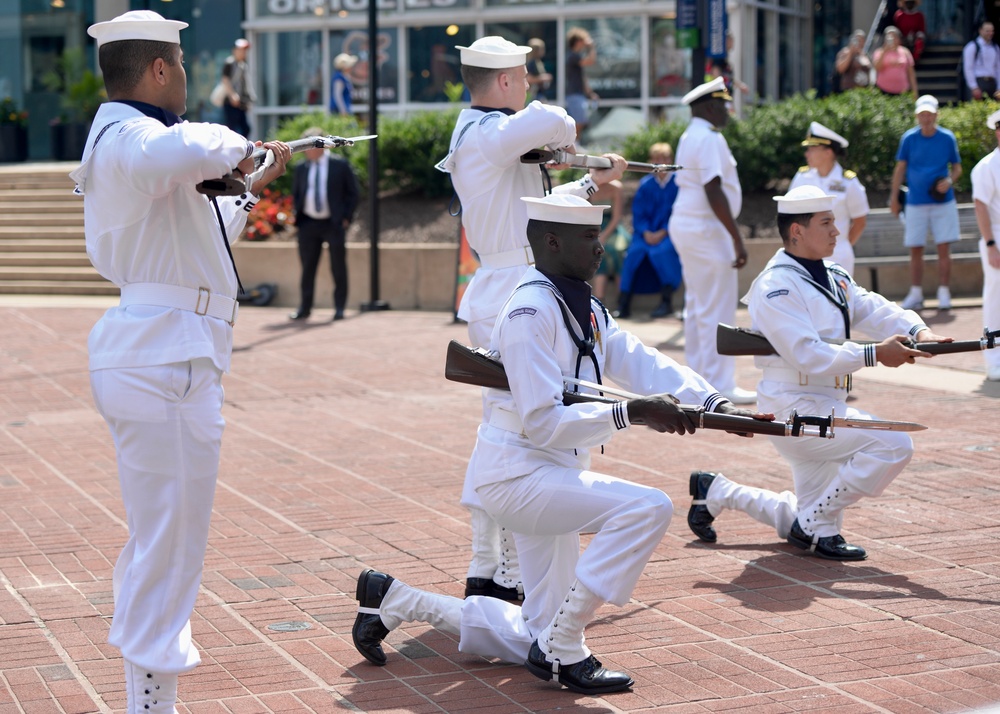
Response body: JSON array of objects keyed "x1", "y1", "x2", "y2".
[{"x1": 833, "y1": 416, "x2": 927, "y2": 432}]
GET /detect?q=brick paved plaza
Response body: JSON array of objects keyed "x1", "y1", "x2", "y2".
[{"x1": 2, "y1": 298, "x2": 999, "y2": 713}]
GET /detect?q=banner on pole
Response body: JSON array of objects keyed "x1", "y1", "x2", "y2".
[{"x1": 453, "y1": 223, "x2": 480, "y2": 321}]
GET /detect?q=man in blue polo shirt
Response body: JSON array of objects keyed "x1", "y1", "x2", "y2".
[{"x1": 889, "y1": 94, "x2": 962, "y2": 311}]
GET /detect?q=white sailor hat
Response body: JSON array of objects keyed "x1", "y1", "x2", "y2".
[
  {"x1": 914, "y1": 94, "x2": 939, "y2": 114},
  {"x1": 801, "y1": 121, "x2": 849, "y2": 150},
  {"x1": 773, "y1": 185, "x2": 835, "y2": 214},
  {"x1": 521, "y1": 194, "x2": 608, "y2": 225},
  {"x1": 681, "y1": 76, "x2": 732, "y2": 106},
  {"x1": 234, "y1": 38, "x2": 250, "y2": 49},
  {"x1": 88, "y1": 10, "x2": 187, "y2": 47},
  {"x1": 988, "y1": 109, "x2": 1000, "y2": 130},
  {"x1": 456, "y1": 36, "x2": 531, "y2": 69}
]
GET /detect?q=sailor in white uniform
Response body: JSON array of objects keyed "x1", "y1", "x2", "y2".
[
  {"x1": 686, "y1": 186, "x2": 952, "y2": 560},
  {"x1": 669, "y1": 77, "x2": 757, "y2": 404},
  {"x1": 435, "y1": 36, "x2": 626, "y2": 600},
  {"x1": 789, "y1": 122, "x2": 870, "y2": 276},
  {"x1": 353, "y1": 194, "x2": 761, "y2": 695},
  {"x1": 71, "y1": 11, "x2": 290, "y2": 713},
  {"x1": 969, "y1": 108, "x2": 1000, "y2": 382}
]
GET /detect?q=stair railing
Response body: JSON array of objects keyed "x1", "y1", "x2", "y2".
[{"x1": 865, "y1": 0, "x2": 888, "y2": 55}]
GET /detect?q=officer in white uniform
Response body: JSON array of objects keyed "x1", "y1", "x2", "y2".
[
  {"x1": 669, "y1": 77, "x2": 756, "y2": 404},
  {"x1": 70, "y1": 12, "x2": 291, "y2": 713},
  {"x1": 969, "y1": 109, "x2": 1000, "y2": 382},
  {"x1": 353, "y1": 194, "x2": 761, "y2": 694},
  {"x1": 789, "y1": 122, "x2": 870, "y2": 276},
  {"x1": 435, "y1": 36, "x2": 627, "y2": 600},
  {"x1": 686, "y1": 186, "x2": 952, "y2": 560}
]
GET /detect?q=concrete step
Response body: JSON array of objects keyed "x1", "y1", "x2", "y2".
[
  {"x1": 0, "y1": 266, "x2": 107, "y2": 281},
  {"x1": 0, "y1": 202, "x2": 84, "y2": 214},
  {"x1": 0, "y1": 188, "x2": 81, "y2": 201},
  {"x1": 0, "y1": 239, "x2": 86, "y2": 252},
  {"x1": 0, "y1": 252, "x2": 93, "y2": 267},
  {"x1": 0, "y1": 226, "x2": 83, "y2": 240},
  {"x1": 0, "y1": 215, "x2": 86, "y2": 227},
  {"x1": 0, "y1": 280, "x2": 117, "y2": 296}
]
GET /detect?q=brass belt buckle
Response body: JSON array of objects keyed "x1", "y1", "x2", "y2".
[
  {"x1": 798, "y1": 372, "x2": 809, "y2": 386},
  {"x1": 195, "y1": 287, "x2": 211, "y2": 316}
]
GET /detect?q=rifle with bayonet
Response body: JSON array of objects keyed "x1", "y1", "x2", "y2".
[
  {"x1": 520, "y1": 148, "x2": 685, "y2": 175},
  {"x1": 716, "y1": 323, "x2": 1000, "y2": 357},
  {"x1": 444, "y1": 340, "x2": 926, "y2": 438},
  {"x1": 196, "y1": 134, "x2": 377, "y2": 198}
]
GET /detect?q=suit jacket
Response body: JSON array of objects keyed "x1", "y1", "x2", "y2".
[{"x1": 293, "y1": 155, "x2": 359, "y2": 225}]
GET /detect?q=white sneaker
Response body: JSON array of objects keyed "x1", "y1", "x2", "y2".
[
  {"x1": 936, "y1": 286, "x2": 952, "y2": 310},
  {"x1": 721, "y1": 387, "x2": 757, "y2": 405},
  {"x1": 899, "y1": 288, "x2": 924, "y2": 311},
  {"x1": 987, "y1": 366, "x2": 1000, "y2": 382}
]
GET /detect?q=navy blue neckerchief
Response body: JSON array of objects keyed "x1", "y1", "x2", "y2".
[{"x1": 768, "y1": 254, "x2": 852, "y2": 339}]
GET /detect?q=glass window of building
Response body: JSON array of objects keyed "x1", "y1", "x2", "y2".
[
  {"x1": 565, "y1": 18, "x2": 641, "y2": 100},
  {"x1": 332, "y1": 28, "x2": 400, "y2": 106},
  {"x1": 258, "y1": 31, "x2": 323, "y2": 107},
  {"x1": 650, "y1": 16, "x2": 693, "y2": 99},
  {"x1": 407, "y1": 25, "x2": 475, "y2": 103},
  {"x1": 486, "y1": 22, "x2": 558, "y2": 103}
]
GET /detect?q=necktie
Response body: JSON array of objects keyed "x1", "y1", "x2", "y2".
[{"x1": 313, "y1": 160, "x2": 325, "y2": 215}]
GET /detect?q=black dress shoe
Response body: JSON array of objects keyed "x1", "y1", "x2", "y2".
[
  {"x1": 352, "y1": 568, "x2": 395, "y2": 665},
  {"x1": 786, "y1": 519, "x2": 867, "y2": 561},
  {"x1": 525, "y1": 640, "x2": 633, "y2": 695},
  {"x1": 288, "y1": 309, "x2": 310, "y2": 321},
  {"x1": 688, "y1": 471, "x2": 718, "y2": 543},
  {"x1": 464, "y1": 577, "x2": 524, "y2": 602},
  {"x1": 333, "y1": 310, "x2": 345, "y2": 321}
]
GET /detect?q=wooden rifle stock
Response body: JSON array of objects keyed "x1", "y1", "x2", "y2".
[
  {"x1": 716, "y1": 324, "x2": 1000, "y2": 357},
  {"x1": 444, "y1": 341, "x2": 834, "y2": 438}
]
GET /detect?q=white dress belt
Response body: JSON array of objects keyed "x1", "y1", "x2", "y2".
[
  {"x1": 478, "y1": 246, "x2": 534, "y2": 271},
  {"x1": 488, "y1": 407, "x2": 526, "y2": 436},
  {"x1": 761, "y1": 367, "x2": 851, "y2": 390},
  {"x1": 120, "y1": 282, "x2": 239, "y2": 325}
]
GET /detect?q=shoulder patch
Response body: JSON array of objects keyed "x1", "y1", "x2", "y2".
[
  {"x1": 507, "y1": 306, "x2": 537, "y2": 319},
  {"x1": 118, "y1": 120, "x2": 142, "y2": 134},
  {"x1": 766, "y1": 289, "x2": 790, "y2": 299},
  {"x1": 843, "y1": 169, "x2": 857, "y2": 179},
  {"x1": 479, "y1": 113, "x2": 501, "y2": 126},
  {"x1": 797, "y1": 166, "x2": 809, "y2": 173}
]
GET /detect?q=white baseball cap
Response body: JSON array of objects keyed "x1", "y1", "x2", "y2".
[
  {"x1": 681, "y1": 76, "x2": 732, "y2": 106},
  {"x1": 88, "y1": 10, "x2": 187, "y2": 47},
  {"x1": 456, "y1": 36, "x2": 531, "y2": 69},
  {"x1": 914, "y1": 94, "x2": 939, "y2": 114},
  {"x1": 521, "y1": 194, "x2": 608, "y2": 225},
  {"x1": 774, "y1": 185, "x2": 835, "y2": 215}
]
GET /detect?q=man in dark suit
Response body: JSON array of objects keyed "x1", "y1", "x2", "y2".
[{"x1": 290, "y1": 126, "x2": 359, "y2": 321}]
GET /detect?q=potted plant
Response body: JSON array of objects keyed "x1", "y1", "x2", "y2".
[
  {"x1": 43, "y1": 47, "x2": 105, "y2": 161},
  {"x1": 0, "y1": 97, "x2": 29, "y2": 163}
]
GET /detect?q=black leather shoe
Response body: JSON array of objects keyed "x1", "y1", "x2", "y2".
[
  {"x1": 288, "y1": 309, "x2": 310, "y2": 321},
  {"x1": 333, "y1": 310, "x2": 345, "y2": 321},
  {"x1": 525, "y1": 640, "x2": 633, "y2": 695},
  {"x1": 687, "y1": 471, "x2": 718, "y2": 543},
  {"x1": 786, "y1": 519, "x2": 867, "y2": 561},
  {"x1": 352, "y1": 568, "x2": 395, "y2": 665},
  {"x1": 465, "y1": 577, "x2": 524, "y2": 602},
  {"x1": 649, "y1": 300, "x2": 671, "y2": 319}
]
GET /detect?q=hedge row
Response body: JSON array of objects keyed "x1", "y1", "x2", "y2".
[
  {"x1": 268, "y1": 90, "x2": 1000, "y2": 198},
  {"x1": 618, "y1": 89, "x2": 1000, "y2": 194}
]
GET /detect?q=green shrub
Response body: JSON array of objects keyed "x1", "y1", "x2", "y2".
[
  {"x1": 270, "y1": 111, "x2": 368, "y2": 196},
  {"x1": 938, "y1": 99, "x2": 1000, "y2": 192}
]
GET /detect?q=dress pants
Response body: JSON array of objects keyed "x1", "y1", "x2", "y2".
[
  {"x1": 297, "y1": 216, "x2": 347, "y2": 314},
  {"x1": 477, "y1": 465, "x2": 673, "y2": 637},
  {"x1": 668, "y1": 214, "x2": 738, "y2": 393},
  {"x1": 91, "y1": 358, "x2": 224, "y2": 674},
  {"x1": 981, "y1": 237, "x2": 1000, "y2": 374}
]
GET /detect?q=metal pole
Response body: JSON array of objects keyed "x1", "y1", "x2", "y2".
[{"x1": 361, "y1": 0, "x2": 390, "y2": 312}]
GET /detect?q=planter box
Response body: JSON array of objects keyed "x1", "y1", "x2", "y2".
[
  {"x1": 51, "y1": 122, "x2": 89, "y2": 162},
  {"x1": 0, "y1": 124, "x2": 28, "y2": 163}
]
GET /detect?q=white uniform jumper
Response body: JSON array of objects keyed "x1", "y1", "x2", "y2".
[
  {"x1": 70, "y1": 101, "x2": 255, "y2": 676},
  {"x1": 702, "y1": 250, "x2": 925, "y2": 539},
  {"x1": 668, "y1": 116, "x2": 743, "y2": 394},
  {"x1": 437, "y1": 101, "x2": 597, "y2": 587},
  {"x1": 789, "y1": 163, "x2": 870, "y2": 275},
  {"x1": 970, "y1": 147, "x2": 1000, "y2": 377},
  {"x1": 449, "y1": 269, "x2": 723, "y2": 656}
]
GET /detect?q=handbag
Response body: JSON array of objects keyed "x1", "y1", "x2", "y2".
[{"x1": 210, "y1": 82, "x2": 228, "y2": 108}]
